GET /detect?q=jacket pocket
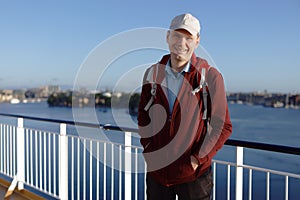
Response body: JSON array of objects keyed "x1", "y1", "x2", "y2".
[
  {"x1": 143, "y1": 141, "x2": 151, "y2": 152},
  {"x1": 171, "y1": 156, "x2": 196, "y2": 179}
]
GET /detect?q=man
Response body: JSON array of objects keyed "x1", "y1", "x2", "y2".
[{"x1": 138, "y1": 13, "x2": 232, "y2": 200}]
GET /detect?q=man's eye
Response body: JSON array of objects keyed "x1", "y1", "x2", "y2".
[{"x1": 173, "y1": 34, "x2": 180, "y2": 38}]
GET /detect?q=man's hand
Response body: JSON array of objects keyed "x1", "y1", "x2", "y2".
[{"x1": 190, "y1": 155, "x2": 199, "y2": 170}]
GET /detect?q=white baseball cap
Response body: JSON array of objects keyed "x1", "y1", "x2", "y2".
[{"x1": 169, "y1": 13, "x2": 200, "y2": 36}]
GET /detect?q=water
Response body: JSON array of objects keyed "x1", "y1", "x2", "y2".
[{"x1": 0, "y1": 101, "x2": 300, "y2": 199}]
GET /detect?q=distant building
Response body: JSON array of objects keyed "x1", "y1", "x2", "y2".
[
  {"x1": 13, "y1": 89, "x2": 25, "y2": 99},
  {"x1": 0, "y1": 90, "x2": 13, "y2": 102},
  {"x1": 39, "y1": 85, "x2": 60, "y2": 97}
]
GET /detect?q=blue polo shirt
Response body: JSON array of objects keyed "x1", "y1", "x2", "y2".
[{"x1": 165, "y1": 60, "x2": 190, "y2": 113}]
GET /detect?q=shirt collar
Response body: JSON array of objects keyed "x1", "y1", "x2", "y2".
[{"x1": 165, "y1": 60, "x2": 190, "y2": 77}]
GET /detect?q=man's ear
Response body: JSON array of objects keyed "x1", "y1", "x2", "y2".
[
  {"x1": 166, "y1": 30, "x2": 170, "y2": 43},
  {"x1": 195, "y1": 36, "x2": 200, "y2": 48}
]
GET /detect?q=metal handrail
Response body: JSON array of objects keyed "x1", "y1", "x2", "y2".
[{"x1": 1, "y1": 112, "x2": 299, "y2": 155}]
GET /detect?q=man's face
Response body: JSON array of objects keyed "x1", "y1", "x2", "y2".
[{"x1": 167, "y1": 29, "x2": 200, "y2": 64}]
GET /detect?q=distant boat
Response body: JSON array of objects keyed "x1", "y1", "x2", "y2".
[
  {"x1": 10, "y1": 98, "x2": 20, "y2": 104},
  {"x1": 236, "y1": 100, "x2": 243, "y2": 104},
  {"x1": 273, "y1": 101, "x2": 284, "y2": 108}
]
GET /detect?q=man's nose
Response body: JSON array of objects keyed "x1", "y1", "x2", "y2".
[{"x1": 176, "y1": 36, "x2": 186, "y2": 44}]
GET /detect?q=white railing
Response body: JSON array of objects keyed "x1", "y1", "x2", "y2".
[{"x1": 0, "y1": 113, "x2": 300, "y2": 200}]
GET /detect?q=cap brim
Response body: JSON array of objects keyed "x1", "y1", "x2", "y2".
[{"x1": 170, "y1": 24, "x2": 198, "y2": 36}]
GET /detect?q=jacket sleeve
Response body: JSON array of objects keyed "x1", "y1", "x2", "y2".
[
  {"x1": 193, "y1": 67, "x2": 232, "y2": 164},
  {"x1": 138, "y1": 67, "x2": 153, "y2": 150}
]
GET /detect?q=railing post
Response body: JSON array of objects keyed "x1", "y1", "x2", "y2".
[
  {"x1": 17, "y1": 117, "x2": 25, "y2": 190},
  {"x1": 59, "y1": 123, "x2": 68, "y2": 200},
  {"x1": 124, "y1": 131, "x2": 132, "y2": 200},
  {"x1": 236, "y1": 146, "x2": 244, "y2": 200}
]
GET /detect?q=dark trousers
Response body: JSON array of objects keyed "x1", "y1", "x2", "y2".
[{"x1": 146, "y1": 168, "x2": 213, "y2": 200}]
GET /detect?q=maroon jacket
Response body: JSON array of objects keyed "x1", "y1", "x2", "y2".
[{"x1": 138, "y1": 54, "x2": 232, "y2": 186}]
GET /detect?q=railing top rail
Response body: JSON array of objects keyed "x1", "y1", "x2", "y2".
[
  {"x1": 0, "y1": 112, "x2": 137, "y2": 132},
  {"x1": 1, "y1": 112, "x2": 300, "y2": 155},
  {"x1": 225, "y1": 139, "x2": 300, "y2": 156}
]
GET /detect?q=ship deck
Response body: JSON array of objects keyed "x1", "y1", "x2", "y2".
[{"x1": 0, "y1": 178, "x2": 44, "y2": 200}]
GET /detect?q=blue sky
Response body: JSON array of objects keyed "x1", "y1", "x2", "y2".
[{"x1": 0, "y1": 0, "x2": 299, "y2": 93}]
